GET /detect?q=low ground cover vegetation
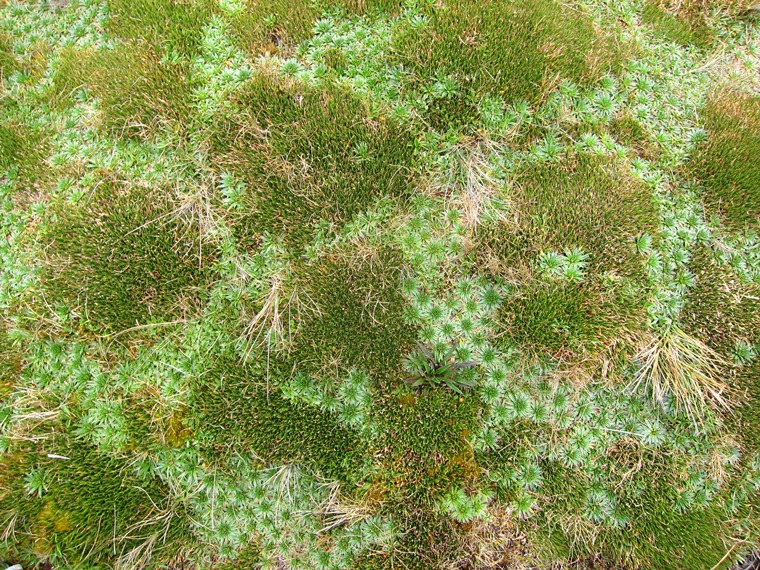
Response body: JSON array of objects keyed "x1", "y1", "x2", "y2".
[{"x1": 0, "y1": 0, "x2": 758, "y2": 569}]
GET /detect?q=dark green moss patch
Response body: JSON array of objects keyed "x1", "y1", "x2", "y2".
[
  {"x1": 481, "y1": 156, "x2": 656, "y2": 359},
  {"x1": 642, "y1": 1, "x2": 715, "y2": 48},
  {"x1": 189, "y1": 357, "x2": 365, "y2": 482},
  {"x1": 211, "y1": 75, "x2": 415, "y2": 250},
  {"x1": 609, "y1": 113, "x2": 660, "y2": 161},
  {"x1": 53, "y1": 43, "x2": 195, "y2": 139},
  {"x1": 393, "y1": 0, "x2": 627, "y2": 129},
  {"x1": 107, "y1": 0, "x2": 218, "y2": 58},
  {"x1": 0, "y1": 31, "x2": 18, "y2": 81},
  {"x1": 0, "y1": 442, "x2": 190, "y2": 568},
  {"x1": 40, "y1": 179, "x2": 216, "y2": 333},
  {"x1": 686, "y1": 88, "x2": 760, "y2": 233},
  {"x1": 288, "y1": 247, "x2": 416, "y2": 380},
  {"x1": 372, "y1": 389, "x2": 483, "y2": 501}
]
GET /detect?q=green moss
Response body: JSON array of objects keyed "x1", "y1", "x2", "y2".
[
  {"x1": 686, "y1": 88, "x2": 760, "y2": 233},
  {"x1": 189, "y1": 356, "x2": 365, "y2": 482},
  {"x1": 531, "y1": 449, "x2": 735, "y2": 570},
  {"x1": 0, "y1": 31, "x2": 18, "y2": 81},
  {"x1": 107, "y1": 0, "x2": 218, "y2": 58},
  {"x1": 229, "y1": 0, "x2": 404, "y2": 56},
  {"x1": 228, "y1": 0, "x2": 321, "y2": 56},
  {"x1": 372, "y1": 389, "x2": 482, "y2": 501},
  {"x1": 211, "y1": 75, "x2": 415, "y2": 250},
  {"x1": 681, "y1": 246, "x2": 760, "y2": 450},
  {"x1": 609, "y1": 113, "x2": 660, "y2": 161},
  {"x1": 360, "y1": 390, "x2": 481, "y2": 567},
  {"x1": 502, "y1": 282, "x2": 623, "y2": 359},
  {"x1": 0, "y1": 442, "x2": 190, "y2": 568},
  {"x1": 0, "y1": 97, "x2": 49, "y2": 184},
  {"x1": 642, "y1": 1, "x2": 714, "y2": 48},
  {"x1": 482, "y1": 156, "x2": 656, "y2": 359},
  {"x1": 0, "y1": 122, "x2": 48, "y2": 184},
  {"x1": 52, "y1": 43, "x2": 194, "y2": 139},
  {"x1": 288, "y1": 247, "x2": 416, "y2": 380},
  {"x1": 40, "y1": 180, "x2": 216, "y2": 334},
  {"x1": 393, "y1": 0, "x2": 627, "y2": 129}
]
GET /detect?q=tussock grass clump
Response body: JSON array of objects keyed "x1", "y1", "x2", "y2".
[
  {"x1": 189, "y1": 357, "x2": 365, "y2": 482},
  {"x1": 107, "y1": 0, "x2": 218, "y2": 58},
  {"x1": 211, "y1": 75, "x2": 414, "y2": 250},
  {"x1": 630, "y1": 326, "x2": 729, "y2": 419},
  {"x1": 482, "y1": 156, "x2": 657, "y2": 360},
  {"x1": 40, "y1": 179, "x2": 216, "y2": 333},
  {"x1": 393, "y1": 0, "x2": 627, "y2": 128},
  {"x1": 687, "y1": 88, "x2": 760, "y2": 233},
  {"x1": 52, "y1": 43, "x2": 194, "y2": 139},
  {"x1": 289, "y1": 247, "x2": 416, "y2": 380}
]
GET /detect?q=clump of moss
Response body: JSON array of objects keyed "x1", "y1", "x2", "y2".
[
  {"x1": 107, "y1": 0, "x2": 218, "y2": 58},
  {"x1": 210, "y1": 75, "x2": 414, "y2": 250},
  {"x1": 229, "y1": 0, "x2": 404, "y2": 56},
  {"x1": 0, "y1": 121, "x2": 49, "y2": 185},
  {"x1": 52, "y1": 43, "x2": 194, "y2": 139},
  {"x1": 0, "y1": 31, "x2": 18, "y2": 81},
  {"x1": 481, "y1": 156, "x2": 657, "y2": 359},
  {"x1": 686, "y1": 88, "x2": 760, "y2": 233},
  {"x1": 188, "y1": 356, "x2": 365, "y2": 482},
  {"x1": 0, "y1": 441, "x2": 191, "y2": 568},
  {"x1": 642, "y1": 1, "x2": 715, "y2": 48},
  {"x1": 40, "y1": 179, "x2": 216, "y2": 334},
  {"x1": 609, "y1": 112, "x2": 660, "y2": 161},
  {"x1": 681, "y1": 246, "x2": 760, "y2": 450},
  {"x1": 360, "y1": 390, "x2": 482, "y2": 568},
  {"x1": 393, "y1": 0, "x2": 627, "y2": 129},
  {"x1": 287, "y1": 247, "x2": 416, "y2": 381}
]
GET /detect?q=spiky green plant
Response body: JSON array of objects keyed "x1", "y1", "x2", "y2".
[{"x1": 404, "y1": 342, "x2": 477, "y2": 395}]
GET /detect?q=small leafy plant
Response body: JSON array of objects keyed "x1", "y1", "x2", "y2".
[{"x1": 404, "y1": 342, "x2": 477, "y2": 394}]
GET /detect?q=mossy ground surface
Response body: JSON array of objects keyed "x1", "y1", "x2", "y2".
[{"x1": 0, "y1": 0, "x2": 759, "y2": 569}]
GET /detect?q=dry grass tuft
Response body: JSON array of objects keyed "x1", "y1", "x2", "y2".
[
  {"x1": 629, "y1": 326, "x2": 730, "y2": 421},
  {"x1": 426, "y1": 137, "x2": 509, "y2": 232}
]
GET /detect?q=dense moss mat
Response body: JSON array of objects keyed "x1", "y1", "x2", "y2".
[
  {"x1": 681, "y1": 247, "x2": 760, "y2": 450},
  {"x1": 210, "y1": 75, "x2": 415, "y2": 250},
  {"x1": 288, "y1": 247, "x2": 416, "y2": 380},
  {"x1": 687, "y1": 88, "x2": 760, "y2": 233},
  {"x1": 107, "y1": 0, "x2": 218, "y2": 58},
  {"x1": 0, "y1": 442, "x2": 191, "y2": 568},
  {"x1": 364, "y1": 390, "x2": 482, "y2": 568},
  {"x1": 0, "y1": 95, "x2": 49, "y2": 186},
  {"x1": 609, "y1": 112, "x2": 660, "y2": 162},
  {"x1": 40, "y1": 180, "x2": 216, "y2": 333},
  {"x1": 529, "y1": 449, "x2": 735, "y2": 570},
  {"x1": 189, "y1": 357, "x2": 366, "y2": 482},
  {"x1": 480, "y1": 156, "x2": 656, "y2": 359},
  {"x1": 52, "y1": 42, "x2": 195, "y2": 139},
  {"x1": 393, "y1": 0, "x2": 626, "y2": 129},
  {"x1": 0, "y1": 31, "x2": 17, "y2": 80},
  {"x1": 229, "y1": 0, "x2": 404, "y2": 55},
  {"x1": 642, "y1": 1, "x2": 715, "y2": 47},
  {"x1": 2, "y1": 0, "x2": 760, "y2": 567}
]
